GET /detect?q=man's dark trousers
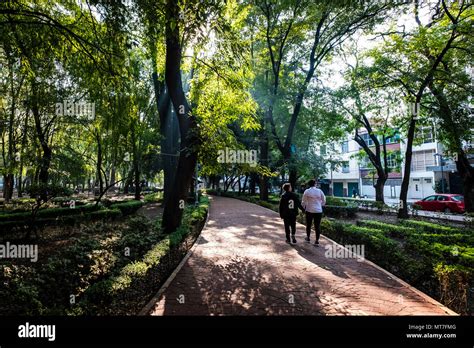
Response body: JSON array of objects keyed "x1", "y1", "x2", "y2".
[
  {"x1": 306, "y1": 212, "x2": 323, "y2": 241},
  {"x1": 283, "y1": 215, "x2": 297, "y2": 241}
]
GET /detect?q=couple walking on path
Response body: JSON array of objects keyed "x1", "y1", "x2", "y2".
[{"x1": 279, "y1": 179, "x2": 326, "y2": 245}]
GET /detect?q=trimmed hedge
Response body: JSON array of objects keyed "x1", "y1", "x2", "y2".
[
  {"x1": 0, "y1": 197, "x2": 209, "y2": 315},
  {"x1": 357, "y1": 220, "x2": 416, "y2": 239},
  {"x1": 73, "y1": 196, "x2": 209, "y2": 315},
  {"x1": 0, "y1": 204, "x2": 100, "y2": 222},
  {"x1": 400, "y1": 220, "x2": 459, "y2": 234},
  {"x1": 434, "y1": 263, "x2": 472, "y2": 314},
  {"x1": 109, "y1": 201, "x2": 144, "y2": 216},
  {"x1": 143, "y1": 192, "x2": 163, "y2": 203},
  {"x1": 323, "y1": 205, "x2": 358, "y2": 218},
  {"x1": 86, "y1": 208, "x2": 122, "y2": 220},
  {"x1": 0, "y1": 207, "x2": 122, "y2": 236},
  {"x1": 322, "y1": 218, "x2": 473, "y2": 315}
]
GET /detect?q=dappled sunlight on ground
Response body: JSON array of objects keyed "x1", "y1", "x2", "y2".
[{"x1": 148, "y1": 196, "x2": 455, "y2": 316}]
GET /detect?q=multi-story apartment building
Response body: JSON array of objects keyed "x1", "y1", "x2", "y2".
[{"x1": 318, "y1": 126, "x2": 470, "y2": 201}]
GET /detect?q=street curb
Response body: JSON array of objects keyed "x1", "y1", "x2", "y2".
[{"x1": 138, "y1": 199, "x2": 212, "y2": 316}]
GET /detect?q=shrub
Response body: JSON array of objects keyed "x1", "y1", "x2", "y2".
[
  {"x1": 321, "y1": 218, "x2": 474, "y2": 314},
  {"x1": 110, "y1": 201, "x2": 144, "y2": 215},
  {"x1": 434, "y1": 263, "x2": 473, "y2": 315},
  {"x1": 74, "y1": 196, "x2": 209, "y2": 315},
  {"x1": 357, "y1": 220, "x2": 415, "y2": 239},
  {"x1": 86, "y1": 208, "x2": 122, "y2": 221},
  {"x1": 258, "y1": 200, "x2": 277, "y2": 211},
  {"x1": 25, "y1": 184, "x2": 72, "y2": 201},
  {"x1": 325, "y1": 196, "x2": 348, "y2": 206},
  {"x1": 323, "y1": 205, "x2": 358, "y2": 218},
  {"x1": 400, "y1": 220, "x2": 459, "y2": 234},
  {"x1": 144, "y1": 192, "x2": 163, "y2": 203}
]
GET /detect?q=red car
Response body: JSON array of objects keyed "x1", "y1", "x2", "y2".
[{"x1": 414, "y1": 194, "x2": 465, "y2": 214}]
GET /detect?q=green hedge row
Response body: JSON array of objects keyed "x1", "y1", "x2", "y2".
[
  {"x1": 322, "y1": 218, "x2": 473, "y2": 315},
  {"x1": 0, "y1": 204, "x2": 100, "y2": 221},
  {"x1": 0, "y1": 208, "x2": 123, "y2": 236},
  {"x1": 109, "y1": 201, "x2": 144, "y2": 215},
  {"x1": 143, "y1": 192, "x2": 163, "y2": 203},
  {"x1": 358, "y1": 219, "x2": 474, "y2": 246},
  {"x1": 323, "y1": 205, "x2": 358, "y2": 218},
  {"x1": 357, "y1": 220, "x2": 416, "y2": 239},
  {"x1": 72, "y1": 196, "x2": 209, "y2": 315},
  {"x1": 0, "y1": 215, "x2": 163, "y2": 315},
  {"x1": 400, "y1": 219, "x2": 460, "y2": 234}
]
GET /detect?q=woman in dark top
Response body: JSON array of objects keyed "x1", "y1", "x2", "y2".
[{"x1": 279, "y1": 183, "x2": 305, "y2": 244}]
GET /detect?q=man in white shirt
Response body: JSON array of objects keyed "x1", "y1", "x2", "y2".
[{"x1": 301, "y1": 179, "x2": 326, "y2": 246}]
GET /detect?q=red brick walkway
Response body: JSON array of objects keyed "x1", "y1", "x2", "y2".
[{"x1": 145, "y1": 196, "x2": 456, "y2": 315}]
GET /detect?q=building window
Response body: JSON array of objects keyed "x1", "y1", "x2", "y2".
[
  {"x1": 341, "y1": 141, "x2": 349, "y2": 153},
  {"x1": 320, "y1": 145, "x2": 327, "y2": 156},
  {"x1": 359, "y1": 156, "x2": 372, "y2": 169},
  {"x1": 387, "y1": 152, "x2": 399, "y2": 168},
  {"x1": 416, "y1": 127, "x2": 434, "y2": 144},
  {"x1": 360, "y1": 133, "x2": 375, "y2": 147},
  {"x1": 385, "y1": 132, "x2": 400, "y2": 144},
  {"x1": 342, "y1": 161, "x2": 350, "y2": 173},
  {"x1": 411, "y1": 150, "x2": 436, "y2": 171}
]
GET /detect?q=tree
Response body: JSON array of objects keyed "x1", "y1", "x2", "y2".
[
  {"x1": 366, "y1": 0, "x2": 472, "y2": 217},
  {"x1": 250, "y1": 0, "x2": 393, "y2": 196}
]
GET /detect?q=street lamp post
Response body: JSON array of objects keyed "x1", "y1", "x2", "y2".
[{"x1": 434, "y1": 153, "x2": 445, "y2": 193}]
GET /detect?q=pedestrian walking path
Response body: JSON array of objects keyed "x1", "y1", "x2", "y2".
[{"x1": 144, "y1": 196, "x2": 456, "y2": 315}]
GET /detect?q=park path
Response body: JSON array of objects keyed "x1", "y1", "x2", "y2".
[{"x1": 144, "y1": 196, "x2": 456, "y2": 316}]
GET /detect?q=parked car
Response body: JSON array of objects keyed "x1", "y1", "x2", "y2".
[{"x1": 414, "y1": 194, "x2": 465, "y2": 214}]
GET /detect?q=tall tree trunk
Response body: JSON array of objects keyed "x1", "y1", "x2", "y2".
[
  {"x1": 457, "y1": 150, "x2": 474, "y2": 212},
  {"x1": 249, "y1": 173, "x2": 257, "y2": 195},
  {"x1": 259, "y1": 120, "x2": 269, "y2": 201},
  {"x1": 109, "y1": 166, "x2": 116, "y2": 189},
  {"x1": 152, "y1": 71, "x2": 179, "y2": 205},
  {"x1": 398, "y1": 116, "x2": 416, "y2": 218},
  {"x1": 131, "y1": 126, "x2": 141, "y2": 201},
  {"x1": 3, "y1": 174, "x2": 14, "y2": 201},
  {"x1": 428, "y1": 81, "x2": 474, "y2": 212},
  {"x1": 95, "y1": 133, "x2": 103, "y2": 196},
  {"x1": 134, "y1": 162, "x2": 140, "y2": 201},
  {"x1": 162, "y1": 0, "x2": 200, "y2": 233},
  {"x1": 31, "y1": 83, "x2": 52, "y2": 201},
  {"x1": 374, "y1": 176, "x2": 387, "y2": 203}
]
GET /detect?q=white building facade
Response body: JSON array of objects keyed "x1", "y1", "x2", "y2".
[{"x1": 318, "y1": 126, "x2": 465, "y2": 202}]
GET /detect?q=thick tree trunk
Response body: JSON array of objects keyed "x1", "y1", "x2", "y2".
[
  {"x1": 161, "y1": 0, "x2": 200, "y2": 233},
  {"x1": 3, "y1": 174, "x2": 14, "y2": 201},
  {"x1": 31, "y1": 82, "x2": 52, "y2": 201},
  {"x1": 96, "y1": 134, "x2": 103, "y2": 196},
  {"x1": 398, "y1": 117, "x2": 416, "y2": 218},
  {"x1": 428, "y1": 81, "x2": 474, "y2": 213},
  {"x1": 134, "y1": 163, "x2": 140, "y2": 201},
  {"x1": 17, "y1": 173, "x2": 22, "y2": 197},
  {"x1": 259, "y1": 125, "x2": 269, "y2": 201},
  {"x1": 249, "y1": 173, "x2": 257, "y2": 195},
  {"x1": 457, "y1": 150, "x2": 474, "y2": 212},
  {"x1": 152, "y1": 71, "x2": 178, "y2": 205},
  {"x1": 374, "y1": 175, "x2": 387, "y2": 203}
]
